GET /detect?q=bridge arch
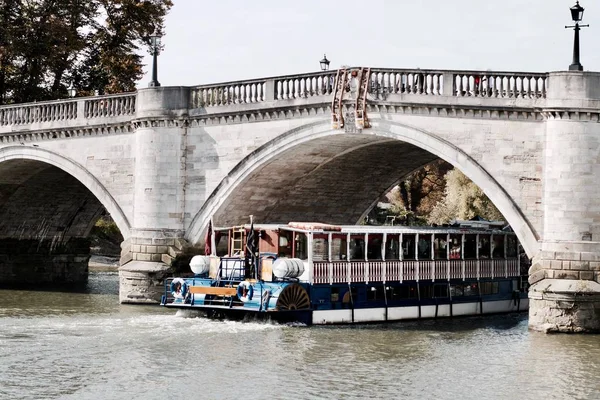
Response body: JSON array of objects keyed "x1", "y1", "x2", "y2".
[
  {"x1": 0, "y1": 146, "x2": 131, "y2": 238},
  {"x1": 187, "y1": 120, "x2": 538, "y2": 257}
]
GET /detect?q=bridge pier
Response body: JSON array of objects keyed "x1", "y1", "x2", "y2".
[
  {"x1": 528, "y1": 72, "x2": 600, "y2": 333},
  {"x1": 119, "y1": 87, "x2": 191, "y2": 303}
]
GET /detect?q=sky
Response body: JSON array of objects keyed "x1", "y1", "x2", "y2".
[{"x1": 140, "y1": 0, "x2": 600, "y2": 87}]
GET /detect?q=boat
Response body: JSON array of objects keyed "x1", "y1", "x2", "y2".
[{"x1": 160, "y1": 220, "x2": 529, "y2": 325}]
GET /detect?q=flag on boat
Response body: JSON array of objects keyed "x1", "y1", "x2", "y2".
[
  {"x1": 204, "y1": 219, "x2": 212, "y2": 256},
  {"x1": 245, "y1": 219, "x2": 258, "y2": 278}
]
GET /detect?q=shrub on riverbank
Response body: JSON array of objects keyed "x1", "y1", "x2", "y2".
[{"x1": 89, "y1": 216, "x2": 123, "y2": 257}]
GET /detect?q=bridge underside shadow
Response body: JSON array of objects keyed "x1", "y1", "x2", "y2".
[
  {"x1": 0, "y1": 159, "x2": 104, "y2": 286},
  {"x1": 213, "y1": 135, "x2": 438, "y2": 226}
]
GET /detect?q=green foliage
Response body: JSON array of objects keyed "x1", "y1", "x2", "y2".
[
  {"x1": 91, "y1": 216, "x2": 123, "y2": 242},
  {"x1": 0, "y1": 0, "x2": 173, "y2": 104},
  {"x1": 428, "y1": 169, "x2": 504, "y2": 224},
  {"x1": 372, "y1": 162, "x2": 503, "y2": 226}
]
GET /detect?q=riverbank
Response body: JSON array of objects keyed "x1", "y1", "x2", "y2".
[{"x1": 89, "y1": 255, "x2": 119, "y2": 272}]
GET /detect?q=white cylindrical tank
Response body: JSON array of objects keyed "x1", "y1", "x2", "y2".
[
  {"x1": 189, "y1": 255, "x2": 211, "y2": 275},
  {"x1": 272, "y1": 258, "x2": 305, "y2": 279}
]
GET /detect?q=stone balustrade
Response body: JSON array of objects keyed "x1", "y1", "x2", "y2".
[
  {"x1": 190, "y1": 78, "x2": 268, "y2": 108},
  {"x1": 273, "y1": 71, "x2": 336, "y2": 100},
  {"x1": 369, "y1": 69, "x2": 446, "y2": 96},
  {"x1": 84, "y1": 93, "x2": 136, "y2": 118},
  {"x1": 0, "y1": 68, "x2": 549, "y2": 135},
  {"x1": 0, "y1": 99, "x2": 78, "y2": 126},
  {"x1": 452, "y1": 71, "x2": 548, "y2": 99}
]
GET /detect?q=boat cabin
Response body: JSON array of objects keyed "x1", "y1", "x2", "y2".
[{"x1": 210, "y1": 221, "x2": 522, "y2": 285}]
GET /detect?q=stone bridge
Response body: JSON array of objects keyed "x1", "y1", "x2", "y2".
[{"x1": 0, "y1": 67, "x2": 599, "y2": 332}]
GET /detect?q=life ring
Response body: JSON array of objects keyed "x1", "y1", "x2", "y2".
[
  {"x1": 237, "y1": 281, "x2": 254, "y2": 302},
  {"x1": 170, "y1": 278, "x2": 188, "y2": 299}
]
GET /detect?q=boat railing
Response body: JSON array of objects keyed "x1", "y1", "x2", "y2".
[
  {"x1": 312, "y1": 258, "x2": 520, "y2": 284},
  {"x1": 217, "y1": 257, "x2": 247, "y2": 284}
]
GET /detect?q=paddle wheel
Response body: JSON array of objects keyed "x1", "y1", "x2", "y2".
[{"x1": 275, "y1": 284, "x2": 311, "y2": 311}]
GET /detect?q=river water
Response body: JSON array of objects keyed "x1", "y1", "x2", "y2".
[{"x1": 0, "y1": 272, "x2": 598, "y2": 400}]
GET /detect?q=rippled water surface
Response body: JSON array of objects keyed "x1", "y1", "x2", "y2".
[{"x1": 0, "y1": 273, "x2": 599, "y2": 400}]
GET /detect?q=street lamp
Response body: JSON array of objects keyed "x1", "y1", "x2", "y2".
[
  {"x1": 565, "y1": 1, "x2": 589, "y2": 71},
  {"x1": 319, "y1": 54, "x2": 330, "y2": 71},
  {"x1": 68, "y1": 85, "x2": 76, "y2": 98},
  {"x1": 148, "y1": 29, "x2": 163, "y2": 87}
]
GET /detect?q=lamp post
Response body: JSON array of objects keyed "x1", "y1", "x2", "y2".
[
  {"x1": 68, "y1": 85, "x2": 76, "y2": 98},
  {"x1": 565, "y1": 1, "x2": 589, "y2": 71},
  {"x1": 319, "y1": 54, "x2": 330, "y2": 71},
  {"x1": 148, "y1": 29, "x2": 163, "y2": 87}
]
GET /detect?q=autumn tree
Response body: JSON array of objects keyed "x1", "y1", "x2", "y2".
[
  {"x1": 0, "y1": 0, "x2": 173, "y2": 105},
  {"x1": 428, "y1": 168, "x2": 504, "y2": 224},
  {"x1": 381, "y1": 160, "x2": 453, "y2": 224}
]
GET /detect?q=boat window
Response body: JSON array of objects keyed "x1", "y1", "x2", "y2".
[
  {"x1": 479, "y1": 235, "x2": 491, "y2": 258},
  {"x1": 367, "y1": 235, "x2": 383, "y2": 260},
  {"x1": 492, "y1": 235, "x2": 505, "y2": 258},
  {"x1": 433, "y1": 284, "x2": 449, "y2": 298},
  {"x1": 402, "y1": 234, "x2": 416, "y2": 260},
  {"x1": 278, "y1": 230, "x2": 293, "y2": 258},
  {"x1": 367, "y1": 285, "x2": 384, "y2": 301},
  {"x1": 294, "y1": 233, "x2": 308, "y2": 260},
  {"x1": 387, "y1": 284, "x2": 418, "y2": 300},
  {"x1": 464, "y1": 234, "x2": 477, "y2": 259},
  {"x1": 506, "y1": 235, "x2": 518, "y2": 258},
  {"x1": 331, "y1": 287, "x2": 340, "y2": 302},
  {"x1": 331, "y1": 235, "x2": 347, "y2": 261},
  {"x1": 419, "y1": 284, "x2": 433, "y2": 299},
  {"x1": 312, "y1": 234, "x2": 328, "y2": 261},
  {"x1": 450, "y1": 284, "x2": 464, "y2": 297},
  {"x1": 417, "y1": 234, "x2": 432, "y2": 259},
  {"x1": 349, "y1": 235, "x2": 365, "y2": 261},
  {"x1": 449, "y1": 234, "x2": 462, "y2": 259},
  {"x1": 464, "y1": 283, "x2": 479, "y2": 296},
  {"x1": 434, "y1": 234, "x2": 448, "y2": 260},
  {"x1": 385, "y1": 234, "x2": 400, "y2": 260},
  {"x1": 480, "y1": 281, "x2": 499, "y2": 295}
]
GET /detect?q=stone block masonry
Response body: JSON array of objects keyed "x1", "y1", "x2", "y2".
[{"x1": 0, "y1": 238, "x2": 90, "y2": 287}]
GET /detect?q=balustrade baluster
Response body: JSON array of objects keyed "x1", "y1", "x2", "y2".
[
  {"x1": 382, "y1": 72, "x2": 389, "y2": 94},
  {"x1": 283, "y1": 80, "x2": 288, "y2": 99},
  {"x1": 523, "y1": 76, "x2": 529, "y2": 98},
  {"x1": 241, "y1": 85, "x2": 246, "y2": 103},
  {"x1": 531, "y1": 77, "x2": 538, "y2": 99}
]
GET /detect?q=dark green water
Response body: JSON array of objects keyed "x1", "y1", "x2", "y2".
[{"x1": 0, "y1": 272, "x2": 598, "y2": 400}]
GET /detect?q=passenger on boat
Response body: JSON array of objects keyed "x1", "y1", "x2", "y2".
[
  {"x1": 171, "y1": 278, "x2": 187, "y2": 299},
  {"x1": 173, "y1": 281, "x2": 182, "y2": 297}
]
